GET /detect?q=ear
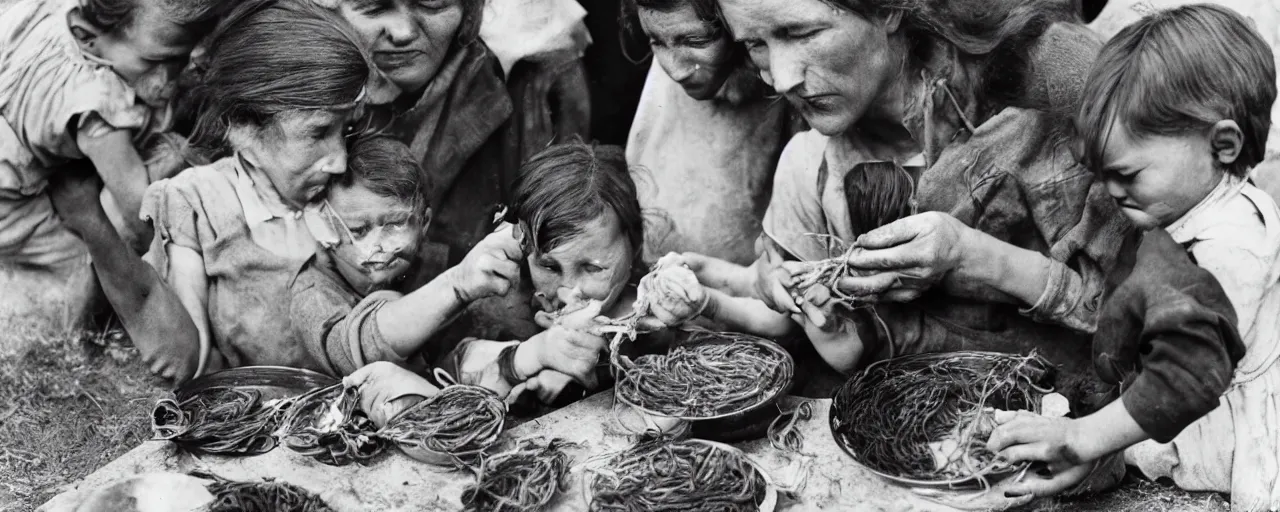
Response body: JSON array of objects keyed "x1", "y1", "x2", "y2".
[
  {"x1": 883, "y1": 10, "x2": 904, "y2": 34},
  {"x1": 67, "y1": 7, "x2": 105, "y2": 54},
  {"x1": 1209, "y1": 119, "x2": 1244, "y2": 167}
]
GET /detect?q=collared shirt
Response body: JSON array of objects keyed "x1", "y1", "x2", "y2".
[
  {"x1": 142, "y1": 156, "x2": 324, "y2": 370},
  {"x1": 1166, "y1": 174, "x2": 1280, "y2": 381},
  {"x1": 230, "y1": 156, "x2": 319, "y2": 261}
]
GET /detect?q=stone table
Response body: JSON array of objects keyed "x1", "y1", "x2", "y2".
[{"x1": 41, "y1": 393, "x2": 967, "y2": 512}]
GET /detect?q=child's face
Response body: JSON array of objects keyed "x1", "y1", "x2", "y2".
[
  {"x1": 527, "y1": 211, "x2": 635, "y2": 313},
  {"x1": 325, "y1": 182, "x2": 422, "y2": 293},
  {"x1": 638, "y1": 4, "x2": 734, "y2": 101},
  {"x1": 236, "y1": 109, "x2": 356, "y2": 209},
  {"x1": 1094, "y1": 124, "x2": 1222, "y2": 230},
  {"x1": 337, "y1": 0, "x2": 463, "y2": 95},
  {"x1": 87, "y1": 5, "x2": 197, "y2": 107}
]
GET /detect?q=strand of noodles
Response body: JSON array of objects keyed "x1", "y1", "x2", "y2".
[
  {"x1": 613, "y1": 332, "x2": 790, "y2": 418},
  {"x1": 589, "y1": 436, "x2": 767, "y2": 512},
  {"x1": 276, "y1": 384, "x2": 385, "y2": 466},
  {"x1": 831, "y1": 352, "x2": 1055, "y2": 488},
  {"x1": 193, "y1": 471, "x2": 336, "y2": 512},
  {"x1": 151, "y1": 388, "x2": 287, "y2": 455},
  {"x1": 461, "y1": 439, "x2": 573, "y2": 512},
  {"x1": 376, "y1": 384, "x2": 506, "y2": 468}
]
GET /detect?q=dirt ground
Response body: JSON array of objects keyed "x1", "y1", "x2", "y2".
[{"x1": 0, "y1": 329, "x2": 1230, "y2": 512}]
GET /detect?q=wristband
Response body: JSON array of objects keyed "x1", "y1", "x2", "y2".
[{"x1": 498, "y1": 344, "x2": 525, "y2": 385}]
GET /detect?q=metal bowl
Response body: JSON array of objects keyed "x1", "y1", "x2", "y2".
[
  {"x1": 828, "y1": 353, "x2": 1049, "y2": 490},
  {"x1": 614, "y1": 335, "x2": 795, "y2": 422},
  {"x1": 175, "y1": 366, "x2": 339, "y2": 402}
]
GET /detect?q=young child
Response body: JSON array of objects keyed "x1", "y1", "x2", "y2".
[
  {"x1": 0, "y1": 0, "x2": 217, "y2": 332},
  {"x1": 988, "y1": 5, "x2": 1280, "y2": 506}
]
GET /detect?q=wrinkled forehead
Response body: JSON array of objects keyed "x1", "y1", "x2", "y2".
[
  {"x1": 638, "y1": 4, "x2": 718, "y2": 38},
  {"x1": 718, "y1": 0, "x2": 833, "y2": 38}
]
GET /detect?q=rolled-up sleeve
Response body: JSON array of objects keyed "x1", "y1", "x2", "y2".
[
  {"x1": 139, "y1": 176, "x2": 205, "y2": 279},
  {"x1": 1021, "y1": 158, "x2": 1136, "y2": 334},
  {"x1": 291, "y1": 275, "x2": 410, "y2": 377}
]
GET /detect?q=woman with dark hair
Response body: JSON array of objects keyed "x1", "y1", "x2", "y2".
[
  {"x1": 140, "y1": 0, "x2": 372, "y2": 378},
  {"x1": 314, "y1": 0, "x2": 592, "y2": 289},
  {"x1": 622, "y1": 0, "x2": 796, "y2": 266},
  {"x1": 696, "y1": 0, "x2": 1129, "y2": 497}
]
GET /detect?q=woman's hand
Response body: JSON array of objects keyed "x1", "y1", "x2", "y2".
[
  {"x1": 834, "y1": 212, "x2": 976, "y2": 302},
  {"x1": 445, "y1": 224, "x2": 523, "y2": 303},
  {"x1": 520, "y1": 301, "x2": 609, "y2": 388},
  {"x1": 345, "y1": 361, "x2": 440, "y2": 428}
]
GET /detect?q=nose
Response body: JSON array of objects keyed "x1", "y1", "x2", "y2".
[
  {"x1": 657, "y1": 50, "x2": 696, "y2": 83},
  {"x1": 319, "y1": 149, "x2": 348, "y2": 176},
  {"x1": 556, "y1": 286, "x2": 586, "y2": 308},
  {"x1": 768, "y1": 46, "x2": 804, "y2": 96},
  {"x1": 1105, "y1": 179, "x2": 1126, "y2": 201},
  {"x1": 384, "y1": 7, "x2": 423, "y2": 46}
]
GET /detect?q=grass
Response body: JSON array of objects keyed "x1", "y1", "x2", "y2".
[
  {"x1": 0, "y1": 328, "x2": 169, "y2": 512},
  {"x1": 0, "y1": 323, "x2": 1231, "y2": 512}
]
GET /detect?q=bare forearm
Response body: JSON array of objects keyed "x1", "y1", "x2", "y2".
[
  {"x1": 1069, "y1": 400, "x2": 1149, "y2": 462},
  {"x1": 67, "y1": 209, "x2": 155, "y2": 307},
  {"x1": 688, "y1": 253, "x2": 757, "y2": 297},
  {"x1": 703, "y1": 289, "x2": 794, "y2": 338},
  {"x1": 954, "y1": 229, "x2": 1052, "y2": 307},
  {"x1": 375, "y1": 268, "x2": 467, "y2": 357}
]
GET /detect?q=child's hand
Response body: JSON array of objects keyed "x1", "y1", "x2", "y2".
[
  {"x1": 654, "y1": 252, "x2": 705, "y2": 273},
  {"x1": 754, "y1": 258, "x2": 807, "y2": 315},
  {"x1": 636, "y1": 265, "x2": 708, "y2": 330},
  {"x1": 345, "y1": 361, "x2": 441, "y2": 428},
  {"x1": 521, "y1": 302, "x2": 609, "y2": 388},
  {"x1": 446, "y1": 225, "x2": 523, "y2": 303},
  {"x1": 46, "y1": 162, "x2": 108, "y2": 233},
  {"x1": 523, "y1": 370, "x2": 581, "y2": 404},
  {"x1": 792, "y1": 282, "x2": 841, "y2": 332},
  {"x1": 139, "y1": 132, "x2": 190, "y2": 182},
  {"x1": 986, "y1": 410, "x2": 1086, "y2": 472}
]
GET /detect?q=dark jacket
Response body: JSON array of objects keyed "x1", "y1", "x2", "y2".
[
  {"x1": 1094, "y1": 229, "x2": 1245, "y2": 442},
  {"x1": 388, "y1": 41, "x2": 589, "y2": 291}
]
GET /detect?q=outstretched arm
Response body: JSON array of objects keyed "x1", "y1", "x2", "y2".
[{"x1": 48, "y1": 167, "x2": 203, "y2": 381}]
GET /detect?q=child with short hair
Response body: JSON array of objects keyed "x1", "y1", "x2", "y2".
[
  {"x1": 0, "y1": 0, "x2": 219, "y2": 333},
  {"x1": 988, "y1": 5, "x2": 1280, "y2": 505}
]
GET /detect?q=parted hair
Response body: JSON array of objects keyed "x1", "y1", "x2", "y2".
[{"x1": 506, "y1": 139, "x2": 644, "y2": 259}]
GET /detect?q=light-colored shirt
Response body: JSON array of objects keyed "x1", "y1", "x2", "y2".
[
  {"x1": 0, "y1": 0, "x2": 153, "y2": 199},
  {"x1": 142, "y1": 156, "x2": 324, "y2": 370},
  {"x1": 1128, "y1": 173, "x2": 1280, "y2": 508},
  {"x1": 626, "y1": 64, "x2": 790, "y2": 265}
]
